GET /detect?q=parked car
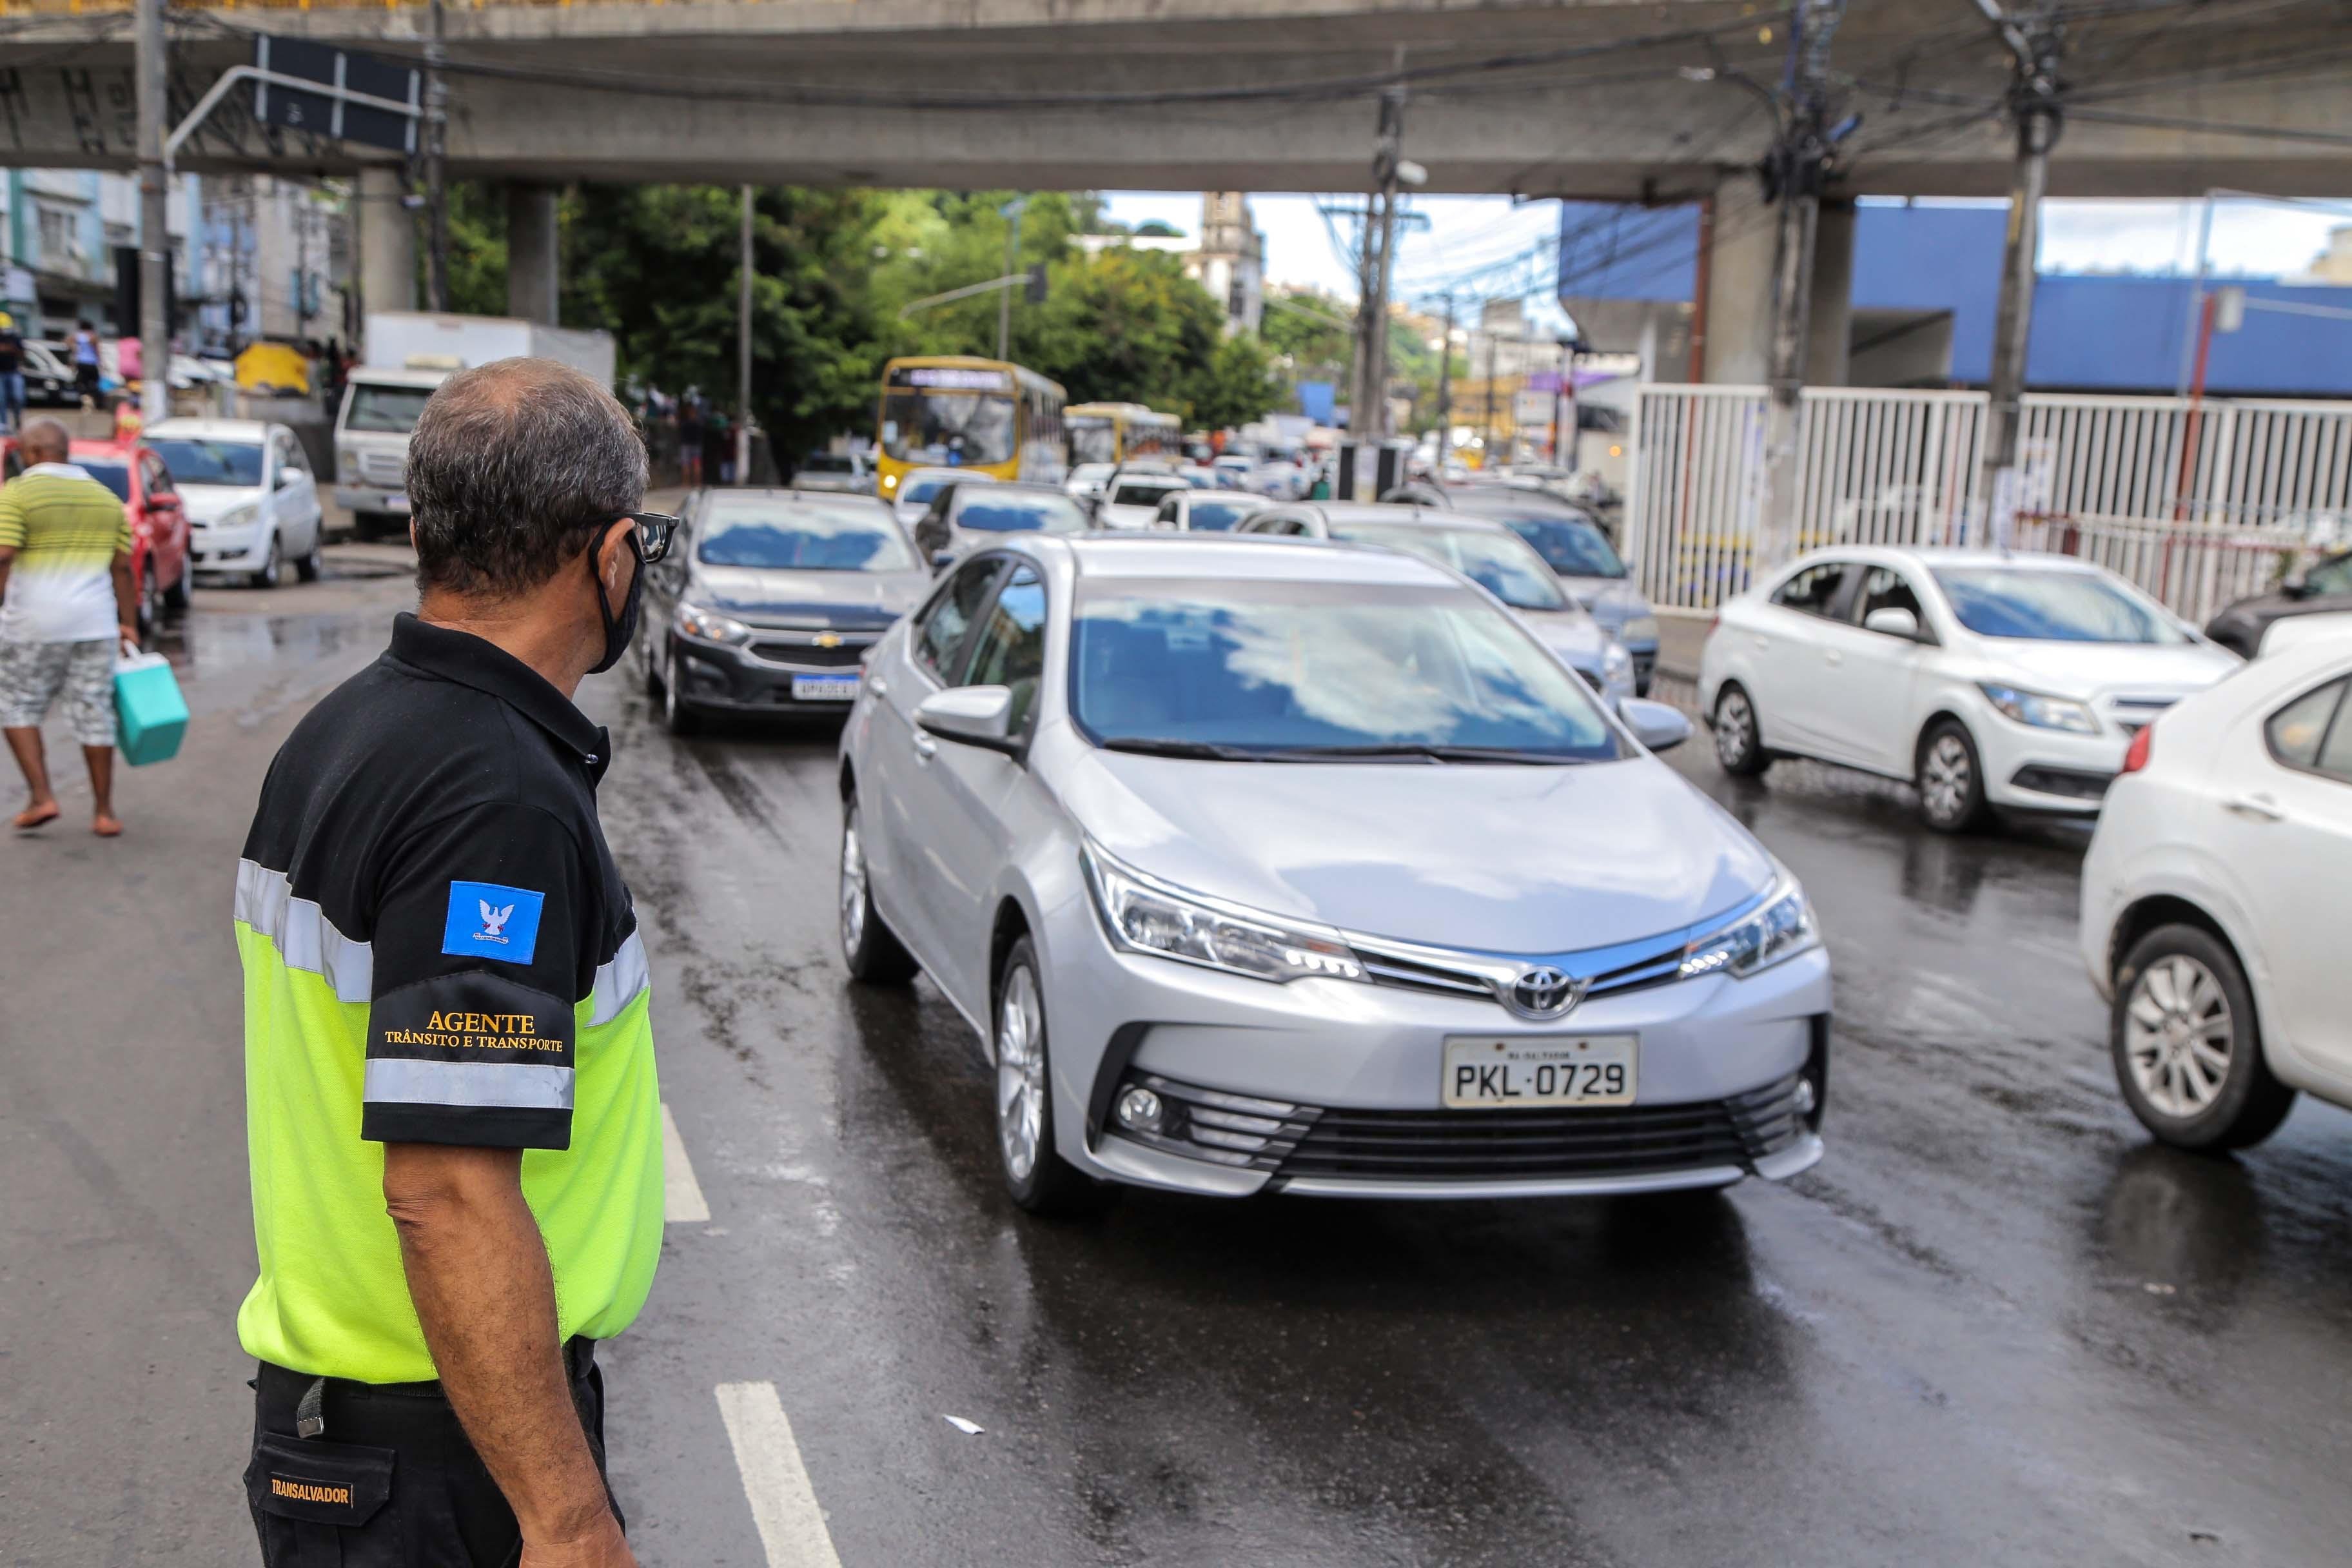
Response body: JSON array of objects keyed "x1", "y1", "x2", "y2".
[
  {"x1": 1093, "y1": 471, "x2": 1192, "y2": 530},
  {"x1": 19, "y1": 340, "x2": 77, "y2": 407},
  {"x1": 836, "y1": 533, "x2": 1826, "y2": 1210},
  {"x1": 639, "y1": 489, "x2": 930, "y2": 734},
  {"x1": 146, "y1": 418, "x2": 326, "y2": 589},
  {"x1": 2204, "y1": 549, "x2": 2352, "y2": 657},
  {"x1": 1700, "y1": 547, "x2": 2241, "y2": 832},
  {"x1": 893, "y1": 466, "x2": 991, "y2": 529},
  {"x1": 1151, "y1": 491, "x2": 1270, "y2": 533},
  {"x1": 792, "y1": 451, "x2": 873, "y2": 495},
  {"x1": 2080, "y1": 628, "x2": 2352, "y2": 1150},
  {"x1": 34, "y1": 438, "x2": 193, "y2": 642},
  {"x1": 1415, "y1": 486, "x2": 1658, "y2": 695},
  {"x1": 911, "y1": 482, "x2": 1090, "y2": 572},
  {"x1": 1232, "y1": 501, "x2": 1634, "y2": 703}
]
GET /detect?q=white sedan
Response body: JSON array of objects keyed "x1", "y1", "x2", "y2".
[
  {"x1": 2081, "y1": 629, "x2": 2352, "y2": 1149},
  {"x1": 1699, "y1": 547, "x2": 2239, "y2": 831},
  {"x1": 145, "y1": 418, "x2": 326, "y2": 588}
]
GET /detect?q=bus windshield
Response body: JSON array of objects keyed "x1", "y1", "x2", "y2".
[{"x1": 881, "y1": 391, "x2": 1015, "y2": 467}]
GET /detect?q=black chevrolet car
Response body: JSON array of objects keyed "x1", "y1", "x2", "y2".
[
  {"x1": 638, "y1": 489, "x2": 931, "y2": 734},
  {"x1": 2204, "y1": 549, "x2": 2352, "y2": 656}
]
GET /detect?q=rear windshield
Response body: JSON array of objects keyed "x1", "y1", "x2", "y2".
[
  {"x1": 1186, "y1": 500, "x2": 1261, "y2": 533},
  {"x1": 957, "y1": 492, "x2": 1088, "y2": 534},
  {"x1": 79, "y1": 462, "x2": 131, "y2": 501}
]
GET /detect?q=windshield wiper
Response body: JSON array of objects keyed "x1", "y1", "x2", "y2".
[
  {"x1": 1097, "y1": 738, "x2": 1270, "y2": 761},
  {"x1": 1271, "y1": 743, "x2": 1594, "y2": 765}
]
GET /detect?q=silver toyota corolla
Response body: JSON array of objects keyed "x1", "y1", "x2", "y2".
[{"x1": 837, "y1": 534, "x2": 1831, "y2": 1211}]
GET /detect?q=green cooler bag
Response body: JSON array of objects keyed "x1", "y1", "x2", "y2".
[{"x1": 113, "y1": 651, "x2": 188, "y2": 766}]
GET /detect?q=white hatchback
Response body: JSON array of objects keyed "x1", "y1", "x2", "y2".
[
  {"x1": 2080, "y1": 631, "x2": 2352, "y2": 1149},
  {"x1": 146, "y1": 418, "x2": 327, "y2": 588},
  {"x1": 1699, "y1": 547, "x2": 2239, "y2": 831}
]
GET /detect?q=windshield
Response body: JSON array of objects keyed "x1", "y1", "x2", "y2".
[
  {"x1": 1072, "y1": 579, "x2": 1619, "y2": 760},
  {"x1": 1932, "y1": 567, "x2": 2186, "y2": 643},
  {"x1": 1111, "y1": 481, "x2": 1184, "y2": 508},
  {"x1": 1334, "y1": 524, "x2": 1568, "y2": 611},
  {"x1": 1500, "y1": 516, "x2": 1626, "y2": 579},
  {"x1": 696, "y1": 504, "x2": 915, "y2": 571},
  {"x1": 78, "y1": 462, "x2": 131, "y2": 501},
  {"x1": 957, "y1": 491, "x2": 1088, "y2": 534},
  {"x1": 1186, "y1": 500, "x2": 1260, "y2": 533},
  {"x1": 2305, "y1": 553, "x2": 2352, "y2": 597},
  {"x1": 149, "y1": 438, "x2": 264, "y2": 487},
  {"x1": 1068, "y1": 419, "x2": 1117, "y2": 466},
  {"x1": 881, "y1": 391, "x2": 1015, "y2": 467},
  {"x1": 344, "y1": 382, "x2": 435, "y2": 435}
]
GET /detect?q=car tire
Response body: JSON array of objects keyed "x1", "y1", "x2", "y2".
[
  {"x1": 643, "y1": 638, "x2": 665, "y2": 699},
  {"x1": 252, "y1": 532, "x2": 283, "y2": 590},
  {"x1": 295, "y1": 525, "x2": 324, "y2": 583},
  {"x1": 2111, "y1": 923, "x2": 2295, "y2": 1152},
  {"x1": 1915, "y1": 718, "x2": 1990, "y2": 833},
  {"x1": 1711, "y1": 682, "x2": 1771, "y2": 777},
  {"x1": 133, "y1": 564, "x2": 160, "y2": 643},
  {"x1": 162, "y1": 545, "x2": 192, "y2": 611},
  {"x1": 838, "y1": 799, "x2": 917, "y2": 985},
  {"x1": 662, "y1": 649, "x2": 701, "y2": 736},
  {"x1": 993, "y1": 935, "x2": 1106, "y2": 1216}
]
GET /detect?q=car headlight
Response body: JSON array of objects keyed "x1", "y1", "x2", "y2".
[
  {"x1": 1977, "y1": 681, "x2": 2099, "y2": 734},
  {"x1": 676, "y1": 602, "x2": 752, "y2": 645},
  {"x1": 1621, "y1": 614, "x2": 1659, "y2": 644},
  {"x1": 217, "y1": 502, "x2": 260, "y2": 529},
  {"x1": 1678, "y1": 875, "x2": 1819, "y2": 981},
  {"x1": 1603, "y1": 641, "x2": 1632, "y2": 678},
  {"x1": 1082, "y1": 841, "x2": 1367, "y2": 985}
]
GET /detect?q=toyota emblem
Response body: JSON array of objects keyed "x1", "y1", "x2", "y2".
[{"x1": 1505, "y1": 965, "x2": 1582, "y2": 1020}]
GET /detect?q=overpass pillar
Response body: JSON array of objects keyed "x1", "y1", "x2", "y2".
[
  {"x1": 507, "y1": 182, "x2": 561, "y2": 326},
  {"x1": 1701, "y1": 182, "x2": 1855, "y2": 387},
  {"x1": 357, "y1": 166, "x2": 416, "y2": 319}
]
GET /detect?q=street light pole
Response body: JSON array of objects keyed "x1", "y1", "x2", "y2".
[
  {"x1": 133, "y1": 0, "x2": 170, "y2": 424},
  {"x1": 424, "y1": 0, "x2": 449, "y2": 312},
  {"x1": 738, "y1": 184, "x2": 754, "y2": 486},
  {"x1": 996, "y1": 197, "x2": 1028, "y2": 362},
  {"x1": 1976, "y1": 0, "x2": 2063, "y2": 549}
]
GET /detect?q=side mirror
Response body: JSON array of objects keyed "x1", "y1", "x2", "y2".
[
  {"x1": 916, "y1": 685, "x2": 1020, "y2": 755},
  {"x1": 273, "y1": 468, "x2": 297, "y2": 490},
  {"x1": 1863, "y1": 605, "x2": 1922, "y2": 640},
  {"x1": 930, "y1": 550, "x2": 955, "y2": 573},
  {"x1": 1617, "y1": 696, "x2": 1692, "y2": 753}
]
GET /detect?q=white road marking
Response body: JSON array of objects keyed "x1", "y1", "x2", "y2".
[
  {"x1": 714, "y1": 1382, "x2": 843, "y2": 1568},
  {"x1": 662, "y1": 1102, "x2": 710, "y2": 1224}
]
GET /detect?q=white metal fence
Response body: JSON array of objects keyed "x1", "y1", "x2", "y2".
[{"x1": 1623, "y1": 386, "x2": 2352, "y2": 619}]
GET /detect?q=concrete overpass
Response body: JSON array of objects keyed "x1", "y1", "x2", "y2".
[{"x1": 5, "y1": 0, "x2": 2350, "y2": 199}]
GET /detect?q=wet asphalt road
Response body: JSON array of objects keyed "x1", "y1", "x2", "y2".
[{"x1": 7, "y1": 566, "x2": 2352, "y2": 1565}]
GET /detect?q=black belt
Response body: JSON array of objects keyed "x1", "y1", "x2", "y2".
[{"x1": 257, "y1": 1336, "x2": 598, "y2": 1434}]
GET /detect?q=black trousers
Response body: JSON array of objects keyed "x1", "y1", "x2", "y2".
[{"x1": 246, "y1": 1340, "x2": 616, "y2": 1567}]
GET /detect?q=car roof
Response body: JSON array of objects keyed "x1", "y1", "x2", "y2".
[
  {"x1": 147, "y1": 418, "x2": 275, "y2": 440},
  {"x1": 1028, "y1": 533, "x2": 1464, "y2": 588},
  {"x1": 1309, "y1": 502, "x2": 1510, "y2": 533},
  {"x1": 956, "y1": 482, "x2": 1079, "y2": 501},
  {"x1": 345, "y1": 368, "x2": 449, "y2": 389},
  {"x1": 1790, "y1": 544, "x2": 2108, "y2": 574},
  {"x1": 707, "y1": 487, "x2": 888, "y2": 509},
  {"x1": 902, "y1": 466, "x2": 985, "y2": 482}
]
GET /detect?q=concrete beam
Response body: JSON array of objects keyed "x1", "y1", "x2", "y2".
[
  {"x1": 357, "y1": 166, "x2": 416, "y2": 318},
  {"x1": 507, "y1": 182, "x2": 560, "y2": 326}
]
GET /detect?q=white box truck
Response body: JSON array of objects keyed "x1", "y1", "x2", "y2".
[{"x1": 334, "y1": 313, "x2": 620, "y2": 539}]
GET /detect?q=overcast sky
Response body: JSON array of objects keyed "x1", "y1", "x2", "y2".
[{"x1": 1102, "y1": 191, "x2": 2352, "y2": 313}]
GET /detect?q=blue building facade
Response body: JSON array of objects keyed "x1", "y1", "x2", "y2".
[{"x1": 1557, "y1": 201, "x2": 2352, "y2": 397}]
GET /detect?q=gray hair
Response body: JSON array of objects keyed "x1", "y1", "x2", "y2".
[{"x1": 407, "y1": 357, "x2": 648, "y2": 598}]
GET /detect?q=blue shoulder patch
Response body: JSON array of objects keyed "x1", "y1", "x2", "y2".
[{"x1": 441, "y1": 880, "x2": 547, "y2": 963}]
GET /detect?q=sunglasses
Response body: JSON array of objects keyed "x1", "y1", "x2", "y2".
[{"x1": 589, "y1": 511, "x2": 680, "y2": 565}]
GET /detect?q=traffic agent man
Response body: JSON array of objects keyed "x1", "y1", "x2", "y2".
[{"x1": 233, "y1": 358, "x2": 674, "y2": 1567}]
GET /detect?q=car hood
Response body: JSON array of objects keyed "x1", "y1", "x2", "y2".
[
  {"x1": 689, "y1": 565, "x2": 926, "y2": 626},
  {"x1": 1560, "y1": 576, "x2": 1646, "y2": 616},
  {"x1": 1063, "y1": 747, "x2": 1775, "y2": 953},
  {"x1": 1514, "y1": 605, "x2": 1611, "y2": 671},
  {"x1": 1970, "y1": 638, "x2": 2241, "y2": 698},
  {"x1": 177, "y1": 483, "x2": 267, "y2": 522}
]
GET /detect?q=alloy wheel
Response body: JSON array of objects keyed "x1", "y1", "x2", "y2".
[
  {"x1": 996, "y1": 965, "x2": 1046, "y2": 1182},
  {"x1": 1714, "y1": 691, "x2": 1754, "y2": 769},
  {"x1": 2124, "y1": 954, "x2": 2233, "y2": 1118},
  {"x1": 1920, "y1": 734, "x2": 1972, "y2": 823},
  {"x1": 839, "y1": 816, "x2": 869, "y2": 957}
]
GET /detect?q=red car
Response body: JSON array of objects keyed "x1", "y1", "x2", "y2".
[{"x1": 1, "y1": 435, "x2": 193, "y2": 642}]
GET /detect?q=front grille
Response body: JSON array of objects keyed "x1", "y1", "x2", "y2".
[
  {"x1": 748, "y1": 640, "x2": 866, "y2": 669},
  {"x1": 358, "y1": 451, "x2": 406, "y2": 485},
  {"x1": 1350, "y1": 927, "x2": 1695, "y2": 1008},
  {"x1": 1272, "y1": 1073, "x2": 1808, "y2": 1184}
]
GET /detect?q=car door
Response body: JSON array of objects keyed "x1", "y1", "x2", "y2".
[
  {"x1": 1810, "y1": 563, "x2": 1934, "y2": 772},
  {"x1": 274, "y1": 431, "x2": 320, "y2": 551},
  {"x1": 904, "y1": 562, "x2": 1050, "y2": 1013},
  {"x1": 1740, "y1": 559, "x2": 1855, "y2": 754},
  {"x1": 2206, "y1": 672, "x2": 2352, "y2": 1088},
  {"x1": 867, "y1": 556, "x2": 1006, "y2": 987}
]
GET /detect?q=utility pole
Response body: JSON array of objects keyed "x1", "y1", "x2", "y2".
[
  {"x1": 1754, "y1": 0, "x2": 1848, "y2": 572},
  {"x1": 424, "y1": 0, "x2": 449, "y2": 312},
  {"x1": 996, "y1": 197, "x2": 1028, "y2": 361},
  {"x1": 1357, "y1": 84, "x2": 1407, "y2": 451},
  {"x1": 133, "y1": 0, "x2": 169, "y2": 424},
  {"x1": 1481, "y1": 330, "x2": 1498, "y2": 465},
  {"x1": 1975, "y1": 0, "x2": 2063, "y2": 549},
  {"x1": 738, "y1": 185, "x2": 754, "y2": 485},
  {"x1": 1433, "y1": 292, "x2": 1455, "y2": 453}
]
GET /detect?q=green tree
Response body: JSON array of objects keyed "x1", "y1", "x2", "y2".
[{"x1": 1184, "y1": 332, "x2": 1281, "y2": 430}]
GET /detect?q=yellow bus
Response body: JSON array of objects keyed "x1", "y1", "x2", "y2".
[
  {"x1": 1066, "y1": 402, "x2": 1183, "y2": 468},
  {"x1": 874, "y1": 357, "x2": 1067, "y2": 501}
]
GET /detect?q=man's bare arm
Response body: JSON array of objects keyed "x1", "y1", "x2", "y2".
[
  {"x1": 383, "y1": 1142, "x2": 636, "y2": 1567},
  {"x1": 0, "y1": 542, "x2": 15, "y2": 600},
  {"x1": 110, "y1": 550, "x2": 137, "y2": 645}
]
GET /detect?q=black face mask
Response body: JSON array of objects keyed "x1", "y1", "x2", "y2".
[{"x1": 589, "y1": 536, "x2": 645, "y2": 675}]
